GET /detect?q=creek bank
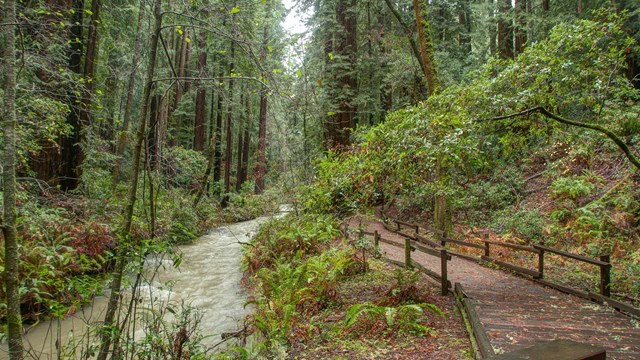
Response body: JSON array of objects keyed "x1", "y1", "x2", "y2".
[
  {"x1": 239, "y1": 213, "x2": 472, "y2": 359},
  {"x1": 0, "y1": 208, "x2": 286, "y2": 359}
]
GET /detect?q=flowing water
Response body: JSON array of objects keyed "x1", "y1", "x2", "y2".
[{"x1": 1, "y1": 207, "x2": 289, "y2": 359}]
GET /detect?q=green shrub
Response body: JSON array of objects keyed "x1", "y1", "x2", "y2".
[
  {"x1": 245, "y1": 214, "x2": 340, "y2": 272},
  {"x1": 342, "y1": 301, "x2": 443, "y2": 337},
  {"x1": 550, "y1": 176, "x2": 595, "y2": 201},
  {"x1": 492, "y1": 208, "x2": 546, "y2": 243}
]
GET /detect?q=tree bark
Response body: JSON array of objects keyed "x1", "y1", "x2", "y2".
[
  {"x1": 224, "y1": 39, "x2": 236, "y2": 194},
  {"x1": 458, "y1": 0, "x2": 472, "y2": 54},
  {"x1": 113, "y1": 1, "x2": 146, "y2": 184},
  {"x1": 514, "y1": 0, "x2": 527, "y2": 56},
  {"x1": 332, "y1": 0, "x2": 357, "y2": 146},
  {"x1": 497, "y1": 0, "x2": 514, "y2": 59},
  {"x1": 235, "y1": 93, "x2": 245, "y2": 192},
  {"x1": 255, "y1": 0, "x2": 271, "y2": 193},
  {"x1": 193, "y1": 34, "x2": 208, "y2": 151},
  {"x1": 74, "y1": 0, "x2": 102, "y2": 182},
  {"x1": 1, "y1": 0, "x2": 24, "y2": 357},
  {"x1": 60, "y1": 0, "x2": 84, "y2": 191},
  {"x1": 255, "y1": 82, "x2": 268, "y2": 194},
  {"x1": 240, "y1": 93, "x2": 251, "y2": 187},
  {"x1": 213, "y1": 68, "x2": 224, "y2": 189},
  {"x1": 97, "y1": 0, "x2": 163, "y2": 357},
  {"x1": 413, "y1": 0, "x2": 440, "y2": 96}
]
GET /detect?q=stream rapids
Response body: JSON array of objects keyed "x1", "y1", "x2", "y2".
[{"x1": 1, "y1": 207, "x2": 289, "y2": 359}]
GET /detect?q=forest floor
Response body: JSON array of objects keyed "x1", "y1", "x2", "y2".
[{"x1": 289, "y1": 258, "x2": 473, "y2": 360}]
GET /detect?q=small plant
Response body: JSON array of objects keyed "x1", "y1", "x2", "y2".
[
  {"x1": 342, "y1": 301, "x2": 444, "y2": 337},
  {"x1": 550, "y1": 176, "x2": 595, "y2": 202}
]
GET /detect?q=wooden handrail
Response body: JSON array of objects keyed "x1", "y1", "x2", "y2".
[
  {"x1": 533, "y1": 245, "x2": 611, "y2": 267},
  {"x1": 483, "y1": 239, "x2": 540, "y2": 254},
  {"x1": 442, "y1": 237, "x2": 485, "y2": 250}
]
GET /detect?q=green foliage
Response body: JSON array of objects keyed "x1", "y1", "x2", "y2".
[
  {"x1": 492, "y1": 208, "x2": 546, "y2": 243},
  {"x1": 251, "y1": 249, "x2": 355, "y2": 351},
  {"x1": 220, "y1": 187, "x2": 280, "y2": 223},
  {"x1": 163, "y1": 146, "x2": 208, "y2": 189},
  {"x1": 342, "y1": 301, "x2": 443, "y2": 337},
  {"x1": 550, "y1": 176, "x2": 596, "y2": 201},
  {"x1": 244, "y1": 214, "x2": 341, "y2": 272}
]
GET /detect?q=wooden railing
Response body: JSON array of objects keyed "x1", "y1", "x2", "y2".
[
  {"x1": 379, "y1": 215, "x2": 640, "y2": 319},
  {"x1": 341, "y1": 225, "x2": 451, "y2": 296}
]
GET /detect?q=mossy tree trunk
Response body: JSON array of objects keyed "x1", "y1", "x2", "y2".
[
  {"x1": 413, "y1": 0, "x2": 440, "y2": 96},
  {"x1": 1, "y1": 0, "x2": 24, "y2": 357}
]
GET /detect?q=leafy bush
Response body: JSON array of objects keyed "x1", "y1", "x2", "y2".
[
  {"x1": 492, "y1": 208, "x2": 546, "y2": 243},
  {"x1": 244, "y1": 214, "x2": 341, "y2": 273},
  {"x1": 162, "y1": 146, "x2": 208, "y2": 189},
  {"x1": 550, "y1": 176, "x2": 595, "y2": 202}
]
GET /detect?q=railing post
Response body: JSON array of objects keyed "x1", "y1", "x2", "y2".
[
  {"x1": 405, "y1": 238, "x2": 412, "y2": 269},
  {"x1": 441, "y1": 249, "x2": 448, "y2": 296},
  {"x1": 414, "y1": 224, "x2": 419, "y2": 234},
  {"x1": 440, "y1": 230, "x2": 447, "y2": 247},
  {"x1": 484, "y1": 242, "x2": 490, "y2": 258},
  {"x1": 374, "y1": 231, "x2": 380, "y2": 258},
  {"x1": 599, "y1": 255, "x2": 611, "y2": 297},
  {"x1": 537, "y1": 248, "x2": 545, "y2": 279},
  {"x1": 396, "y1": 221, "x2": 401, "y2": 231}
]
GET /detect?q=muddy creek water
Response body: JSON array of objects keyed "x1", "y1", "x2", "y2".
[{"x1": 1, "y1": 209, "x2": 287, "y2": 359}]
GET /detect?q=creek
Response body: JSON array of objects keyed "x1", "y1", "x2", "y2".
[{"x1": 1, "y1": 208, "x2": 288, "y2": 359}]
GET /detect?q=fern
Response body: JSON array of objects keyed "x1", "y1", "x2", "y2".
[{"x1": 343, "y1": 301, "x2": 444, "y2": 336}]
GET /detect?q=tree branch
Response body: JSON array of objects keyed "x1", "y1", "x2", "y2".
[
  {"x1": 492, "y1": 106, "x2": 640, "y2": 171},
  {"x1": 382, "y1": 0, "x2": 427, "y2": 79}
]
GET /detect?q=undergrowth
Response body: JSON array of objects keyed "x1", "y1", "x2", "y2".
[{"x1": 238, "y1": 214, "x2": 455, "y2": 359}]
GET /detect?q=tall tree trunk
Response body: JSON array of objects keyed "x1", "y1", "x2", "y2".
[
  {"x1": 514, "y1": 0, "x2": 526, "y2": 56},
  {"x1": 113, "y1": 1, "x2": 146, "y2": 184},
  {"x1": 213, "y1": 68, "x2": 224, "y2": 188},
  {"x1": 489, "y1": 0, "x2": 497, "y2": 56},
  {"x1": 193, "y1": 34, "x2": 207, "y2": 151},
  {"x1": 322, "y1": 3, "x2": 335, "y2": 149},
  {"x1": 1, "y1": 0, "x2": 24, "y2": 357},
  {"x1": 224, "y1": 40, "x2": 235, "y2": 194},
  {"x1": 74, "y1": 0, "x2": 102, "y2": 182},
  {"x1": 255, "y1": 0, "x2": 271, "y2": 193},
  {"x1": 61, "y1": 0, "x2": 84, "y2": 191},
  {"x1": 497, "y1": 0, "x2": 514, "y2": 59},
  {"x1": 184, "y1": 38, "x2": 192, "y2": 93},
  {"x1": 332, "y1": 0, "x2": 358, "y2": 146},
  {"x1": 148, "y1": 94, "x2": 161, "y2": 169},
  {"x1": 97, "y1": 0, "x2": 163, "y2": 357},
  {"x1": 458, "y1": 0, "x2": 472, "y2": 54},
  {"x1": 235, "y1": 92, "x2": 245, "y2": 192},
  {"x1": 255, "y1": 82, "x2": 268, "y2": 194},
  {"x1": 240, "y1": 95, "x2": 251, "y2": 187},
  {"x1": 620, "y1": 0, "x2": 640, "y2": 88},
  {"x1": 174, "y1": 31, "x2": 188, "y2": 109},
  {"x1": 413, "y1": 0, "x2": 440, "y2": 96}
]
